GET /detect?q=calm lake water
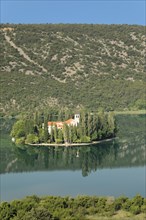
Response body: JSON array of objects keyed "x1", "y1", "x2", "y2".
[{"x1": 0, "y1": 115, "x2": 145, "y2": 201}]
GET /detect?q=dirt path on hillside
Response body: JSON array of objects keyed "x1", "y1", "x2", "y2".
[{"x1": 4, "y1": 33, "x2": 47, "y2": 73}]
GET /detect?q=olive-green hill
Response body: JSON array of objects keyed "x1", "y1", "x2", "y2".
[{"x1": 0, "y1": 24, "x2": 145, "y2": 116}]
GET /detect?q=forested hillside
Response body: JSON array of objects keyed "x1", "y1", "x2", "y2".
[{"x1": 0, "y1": 24, "x2": 145, "y2": 116}]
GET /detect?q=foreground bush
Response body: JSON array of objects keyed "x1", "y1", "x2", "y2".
[{"x1": 0, "y1": 195, "x2": 145, "y2": 220}]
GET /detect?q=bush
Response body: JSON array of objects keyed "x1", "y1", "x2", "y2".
[
  {"x1": 130, "y1": 205, "x2": 141, "y2": 215},
  {"x1": 122, "y1": 199, "x2": 131, "y2": 211},
  {"x1": 114, "y1": 196, "x2": 128, "y2": 211},
  {"x1": 10, "y1": 120, "x2": 26, "y2": 138},
  {"x1": 141, "y1": 204, "x2": 146, "y2": 213},
  {"x1": 15, "y1": 137, "x2": 25, "y2": 145},
  {"x1": 0, "y1": 195, "x2": 145, "y2": 219},
  {"x1": 114, "y1": 201, "x2": 122, "y2": 211},
  {"x1": 132, "y1": 194, "x2": 144, "y2": 207},
  {"x1": 81, "y1": 136, "x2": 91, "y2": 143},
  {"x1": 55, "y1": 139, "x2": 63, "y2": 144},
  {"x1": 75, "y1": 139, "x2": 82, "y2": 143},
  {"x1": 25, "y1": 134, "x2": 39, "y2": 144}
]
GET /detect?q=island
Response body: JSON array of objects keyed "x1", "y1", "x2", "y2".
[{"x1": 10, "y1": 109, "x2": 117, "y2": 146}]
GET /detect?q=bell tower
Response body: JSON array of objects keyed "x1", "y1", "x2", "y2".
[{"x1": 74, "y1": 114, "x2": 80, "y2": 124}]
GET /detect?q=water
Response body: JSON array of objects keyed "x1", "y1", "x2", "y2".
[{"x1": 0, "y1": 115, "x2": 145, "y2": 201}]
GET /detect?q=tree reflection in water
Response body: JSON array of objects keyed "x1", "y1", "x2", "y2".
[{"x1": 0, "y1": 114, "x2": 145, "y2": 176}]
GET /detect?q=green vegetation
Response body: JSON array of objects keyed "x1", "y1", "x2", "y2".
[
  {"x1": 10, "y1": 109, "x2": 117, "y2": 145},
  {"x1": 1, "y1": 115, "x2": 145, "y2": 176},
  {"x1": 0, "y1": 24, "x2": 145, "y2": 116},
  {"x1": 115, "y1": 110, "x2": 145, "y2": 115},
  {"x1": 0, "y1": 195, "x2": 145, "y2": 220}
]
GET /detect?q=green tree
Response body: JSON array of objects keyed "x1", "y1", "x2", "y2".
[
  {"x1": 98, "y1": 110, "x2": 108, "y2": 139},
  {"x1": 11, "y1": 120, "x2": 26, "y2": 138},
  {"x1": 91, "y1": 114, "x2": 98, "y2": 140},
  {"x1": 24, "y1": 118, "x2": 34, "y2": 135},
  {"x1": 54, "y1": 125, "x2": 58, "y2": 142},
  {"x1": 87, "y1": 113, "x2": 93, "y2": 137},
  {"x1": 25, "y1": 134, "x2": 39, "y2": 144},
  {"x1": 34, "y1": 111, "x2": 39, "y2": 126},
  {"x1": 38, "y1": 128, "x2": 45, "y2": 143},
  {"x1": 72, "y1": 126, "x2": 78, "y2": 143},
  {"x1": 68, "y1": 126, "x2": 73, "y2": 143},
  {"x1": 107, "y1": 112, "x2": 116, "y2": 137},
  {"x1": 63, "y1": 123, "x2": 69, "y2": 143},
  {"x1": 134, "y1": 99, "x2": 146, "y2": 110},
  {"x1": 50, "y1": 125, "x2": 54, "y2": 143},
  {"x1": 57, "y1": 129, "x2": 64, "y2": 143},
  {"x1": 44, "y1": 114, "x2": 49, "y2": 142}
]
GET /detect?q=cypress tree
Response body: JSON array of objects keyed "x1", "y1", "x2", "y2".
[
  {"x1": 58, "y1": 129, "x2": 63, "y2": 143},
  {"x1": 44, "y1": 114, "x2": 49, "y2": 142},
  {"x1": 107, "y1": 112, "x2": 116, "y2": 137},
  {"x1": 50, "y1": 124, "x2": 55, "y2": 143},
  {"x1": 25, "y1": 118, "x2": 34, "y2": 135},
  {"x1": 87, "y1": 113, "x2": 93, "y2": 138},
  {"x1": 54, "y1": 125, "x2": 58, "y2": 142},
  {"x1": 34, "y1": 111, "x2": 39, "y2": 126},
  {"x1": 72, "y1": 126, "x2": 78, "y2": 143},
  {"x1": 91, "y1": 114, "x2": 98, "y2": 140},
  {"x1": 98, "y1": 110, "x2": 107, "y2": 138},
  {"x1": 63, "y1": 123, "x2": 69, "y2": 143},
  {"x1": 68, "y1": 126, "x2": 73, "y2": 143}
]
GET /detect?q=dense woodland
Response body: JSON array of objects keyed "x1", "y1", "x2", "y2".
[
  {"x1": 0, "y1": 195, "x2": 145, "y2": 220},
  {"x1": 0, "y1": 24, "x2": 145, "y2": 116},
  {"x1": 10, "y1": 109, "x2": 117, "y2": 144}
]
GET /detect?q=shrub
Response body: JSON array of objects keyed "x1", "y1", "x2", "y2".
[
  {"x1": 80, "y1": 136, "x2": 91, "y2": 143},
  {"x1": 75, "y1": 139, "x2": 82, "y2": 143},
  {"x1": 132, "y1": 194, "x2": 144, "y2": 207},
  {"x1": 25, "y1": 134, "x2": 39, "y2": 144},
  {"x1": 114, "y1": 196, "x2": 128, "y2": 211},
  {"x1": 122, "y1": 199, "x2": 131, "y2": 211},
  {"x1": 15, "y1": 137, "x2": 25, "y2": 145},
  {"x1": 130, "y1": 205, "x2": 141, "y2": 215},
  {"x1": 55, "y1": 138, "x2": 63, "y2": 144}
]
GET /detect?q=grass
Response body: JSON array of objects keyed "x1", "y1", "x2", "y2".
[
  {"x1": 114, "y1": 110, "x2": 146, "y2": 115},
  {"x1": 86, "y1": 210, "x2": 146, "y2": 220}
]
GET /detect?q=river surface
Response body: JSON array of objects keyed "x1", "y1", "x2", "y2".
[{"x1": 0, "y1": 115, "x2": 145, "y2": 201}]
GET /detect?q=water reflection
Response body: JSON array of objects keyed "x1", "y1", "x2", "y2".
[{"x1": 0, "y1": 115, "x2": 145, "y2": 177}]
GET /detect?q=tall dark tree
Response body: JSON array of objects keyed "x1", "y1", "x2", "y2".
[
  {"x1": 44, "y1": 114, "x2": 49, "y2": 142},
  {"x1": 58, "y1": 129, "x2": 63, "y2": 143},
  {"x1": 107, "y1": 112, "x2": 116, "y2": 137},
  {"x1": 50, "y1": 124, "x2": 55, "y2": 143},
  {"x1": 91, "y1": 114, "x2": 98, "y2": 140},
  {"x1": 34, "y1": 111, "x2": 39, "y2": 126},
  {"x1": 87, "y1": 113, "x2": 93, "y2": 137},
  {"x1": 25, "y1": 118, "x2": 34, "y2": 135},
  {"x1": 63, "y1": 123, "x2": 69, "y2": 143},
  {"x1": 54, "y1": 125, "x2": 58, "y2": 142},
  {"x1": 72, "y1": 126, "x2": 78, "y2": 143}
]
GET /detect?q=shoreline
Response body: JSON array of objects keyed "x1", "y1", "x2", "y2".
[
  {"x1": 114, "y1": 110, "x2": 145, "y2": 115},
  {"x1": 1, "y1": 110, "x2": 145, "y2": 119},
  {"x1": 28, "y1": 137, "x2": 117, "y2": 147}
]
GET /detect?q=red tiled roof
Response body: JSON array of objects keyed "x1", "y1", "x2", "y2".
[
  {"x1": 65, "y1": 119, "x2": 74, "y2": 124},
  {"x1": 48, "y1": 121, "x2": 63, "y2": 126},
  {"x1": 48, "y1": 118, "x2": 74, "y2": 127}
]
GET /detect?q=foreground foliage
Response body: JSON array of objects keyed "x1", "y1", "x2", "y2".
[{"x1": 0, "y1": 195, "x2": 145, "y2": 220}]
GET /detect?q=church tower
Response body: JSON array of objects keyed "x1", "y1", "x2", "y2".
[{"x1": 74, "y1": 114, "x2": 80, "y2": 124}]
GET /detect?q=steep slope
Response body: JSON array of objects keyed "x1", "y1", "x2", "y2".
[{"x1": 0, "y1": 24, "x2": 145, "y2": 115}]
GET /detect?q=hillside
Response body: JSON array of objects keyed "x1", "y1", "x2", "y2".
[{"x1": 0, "y1": 24, "x2": 145, "y2": 116}]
